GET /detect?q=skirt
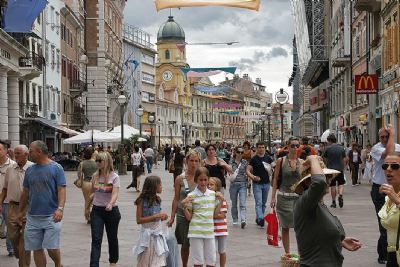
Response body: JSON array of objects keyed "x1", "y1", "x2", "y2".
[{"x1": 276, "y1": 194, "x2": 298, "y2": 228}]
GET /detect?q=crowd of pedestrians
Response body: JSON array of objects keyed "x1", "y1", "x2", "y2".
[{"x1": 0, "y1": 125, "x2": 400, "y2": 266}]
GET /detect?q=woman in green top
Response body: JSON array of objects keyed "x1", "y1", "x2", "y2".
[
  {"x1": 271, "y1": 137, "x2": 302, "y2": 258},
  {"x1": 77, "y1": 147, "x2": 97, "y2": 223}
]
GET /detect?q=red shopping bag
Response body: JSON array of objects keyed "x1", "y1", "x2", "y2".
[{"x1": 264, "y1": 209, "x2": 280, "y2": 247}]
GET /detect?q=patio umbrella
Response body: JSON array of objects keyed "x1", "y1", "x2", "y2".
[{"x1": 321, "y1": 129, "x2": 332, "y2": 143}]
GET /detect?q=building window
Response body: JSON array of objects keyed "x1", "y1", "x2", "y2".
[
  {"x1": 38, "y1": 87, "x2": 42, "y2": 111},
  {"x1": 61, "y1": 57, "x2": 66, "y2": 77},
  {"x1": 165, "y1": 50, "x2": 170, "y2": 60},
  {"x1": 142, "y1": 72, "x2": 155, "y2": 84},
  {"x1": 51, "y1": 46, "x2": 55, "y2": 69},
  {"x1": 45, "y1": 42, "x2": 49, "y2": 65},
  {"x1": 32, "y1": 84, "x2": 36, "y2": 105},
  {"x1": 142, "y1": 53, "x2": 154, "y2": 65},
  {"x1": 56, "y1": 50, "x2": 60, "y2": 72}
]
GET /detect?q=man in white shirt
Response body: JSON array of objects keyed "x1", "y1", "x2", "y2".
[
  {"x1": 0, "y1": 141, "x2": 15, "y2": 256},
  {"x1": 144, "y1": 146, "x2": 155, "y2": 173},
  {"x1": 370, "y1": 125, "x2": 400, "y2": 264}
]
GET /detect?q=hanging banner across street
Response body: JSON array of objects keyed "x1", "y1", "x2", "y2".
[{"x1": 155, "y1": 0, "x2": 260, "y2": 11}]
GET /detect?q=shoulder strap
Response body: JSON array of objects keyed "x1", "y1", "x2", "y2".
[
  {"x1": 397, "y1": 212, "x2": 400, "y2": 250},
  {"x1": 182, "y1": 175, "x2": 189, "y2": 192}
]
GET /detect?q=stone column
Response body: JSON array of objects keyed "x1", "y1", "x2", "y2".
[
  {"x1": 8, "y1": 73, "x2": 20, "y2": 147},
  {"x1": 0, "y1": 67, "x2": 8, "y2": 141}
]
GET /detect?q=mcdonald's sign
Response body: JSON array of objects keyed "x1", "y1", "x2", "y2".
[{"x1": 355, "y1": 74, "x2": 378, "y2": 94}]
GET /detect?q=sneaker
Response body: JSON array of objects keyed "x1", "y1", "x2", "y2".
[
  {"x1": 8, "y1": 252, "x2": 14, "y2": 257},
  {"x1": 330, "y1": 201, "x2": 337, "y2": 208},
  {"x1": 241, "y1": 221, "x2": 246, "y2": 229},
  {"x1": 338, "y1": 195, "x2": 343, "y2": 208},
  {"x1": 232, "y1": 221, "x2": 238, "y2": 225}
]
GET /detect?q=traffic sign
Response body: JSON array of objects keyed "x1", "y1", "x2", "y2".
[{"x1": 275, "y1": 89, "x2": 289, "y2": 104}]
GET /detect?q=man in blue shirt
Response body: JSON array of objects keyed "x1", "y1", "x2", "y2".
[{"x1": 17, "y1": 140, "x2": 66, "y2": 267}]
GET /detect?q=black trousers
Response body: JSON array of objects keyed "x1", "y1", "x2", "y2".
[
  {"x1": 387, "y1": 252, "x2": 399, "y2": 267},
  {"x1": 90, "y1": 205, "x2": 121, "y2": 267},
  {"x1": 371, "y1": 183, "x2": 388, "y2": 261},
  {"x1": 165, "y1": 155, "x2": 170, "y2": 170}
]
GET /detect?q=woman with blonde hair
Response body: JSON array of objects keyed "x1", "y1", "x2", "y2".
[
  {"x1": 90, "y1": 152, "x2": 121, "y2": 267},
  {"x1": 167, "y1": 150, "x2": 200, "y2": 267}
]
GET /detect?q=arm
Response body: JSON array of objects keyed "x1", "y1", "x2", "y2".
[
  {"x1": 214, "y1": 201, "x2": 227, "y2": 219},
  {"x1": 182, "y1": 197, "x2": 193, "y2": 221},
  {"x1": 270, "y1": 158, "x2": 283, "y2": 208},
  {"x1": 246, "y1": 164, "x2": 260, "y2": 182},
  {"x1": 219, "y1": 159, "x2": 233, "y2": 174},
  {"x1": 106, "y1": 186, "x2": 119, "y2": 211},
  {"x1": 382, "y1": 125, "x2": 395, "y2": 159},
  {"x1": 53, "y1": 186, "x2": 66, "y2": 222},
  {"x1": 136, "y1": 201, "x2": 168, "y2": 224},
  {"x1": 77, "y1": 162, "x2": 83, "y2": 180},
  {"x1": 167, "y1": 176, "x2": 181, "y2": 226},
  {"x1": 17, "y1": 188, "x2": 29, "y2": 225}
]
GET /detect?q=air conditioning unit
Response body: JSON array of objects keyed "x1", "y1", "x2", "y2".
[
  {"x1": 375, "y1": 107, "x2": 382, "y2": 118},
  {"x1": 50, "y1": 113, "x2": 57, "y2": 120}
]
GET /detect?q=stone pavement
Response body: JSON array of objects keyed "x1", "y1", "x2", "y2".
[{"x1": 0, "y1": 164, "x2": 384, "y2": 266}]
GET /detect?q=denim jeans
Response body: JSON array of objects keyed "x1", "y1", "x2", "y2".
[
  {"x1": 2, "y1": 203, "x2": 13, "y2": 253},
  {"x1": 252, "y1": 183, "x2": 270, "y2": 222},
  {"x1": 371, "y1": 183, "x2": 387, "y2": 261},
  {"x1": 229, "y1": 182, "x2": 247, "y2": 223},
  {"x1": 90, "y1": 205, "x2": 121, "y2": 267},
  {"x1": 146, "y1": 157, "x2": 153, "y2": 173}
]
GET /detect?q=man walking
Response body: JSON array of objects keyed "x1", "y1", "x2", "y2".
[
  {"x1": 370, "y1": 125, "x2": 400, "y2": 264},
  {"x1": 164, "y1": 144, "x2": 172, "y2": 170},
  {"x1": 0, "y1": 145, "x2": 33, "y2": 266},
  {"x1": 246, "y1": 142, "x2": 273, "y2": 227},
  {"x1": 17, "y1": 141, "x2": 66, "y2": 267},
  {"x1": 323, "y1": 134, "x2": 347, "y2": 208},
  {"x1": 0, "y1": 140, "x2": 15, "y2": 256},
  {"x1": 144, "y1": 145, "x2": 154, "y2": 173},
  {"x1": 194, "y1": 139, "x2": 206, "y2": 160}
]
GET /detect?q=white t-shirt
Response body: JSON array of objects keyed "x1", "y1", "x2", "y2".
[
  {"x1": 131, "y1": 153, "x2": 142, "y2": 166},
  {"x1": 352, "y1": 152, "x2": 358, "y2": 163},
  {"x1": 371, "y1": 142, "x2": 400, "y2": 185}
]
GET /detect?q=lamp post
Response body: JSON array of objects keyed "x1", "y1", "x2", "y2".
[
  {"x1": 116, "y1": 93, "x2": 127, "y2": 175},
  {"x1": 168, "y1": 121, "x2": 176, "y2": 145},
  {"x1": 157, "y1": 119, "x2": 162, "y2": 149},
  {"x1": 148, "y1": 114, "x2": 155, "y2": 147},
  {"x1": 136, "y1": 105, "x2": 144, "y2": 137},
  {"x1": 275, "y1": 88, "x2": 289, "y2": 144},
  {"x1": 182, "y1": 125, "x2": 186, "y2": 147},
  {"x1": 266, "y1": 106, "x2": 272, "y2": 152}
]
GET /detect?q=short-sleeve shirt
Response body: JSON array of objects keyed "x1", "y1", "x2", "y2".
[
  {"x1": 214, "y1": 200, "x2": 228, "y2": 236},
  {"x1": 187, "y1": 187, "x2": 218, "y2": 239},
  {"x1": 131, "y1": 153, "x2": 142, "y2": 166},
  {"x1": 371, "y1": 142, "x2": 400, "y2": 185},
  {"x1": 92, "y1": 172, "x2": 120, "y2": 207},
  {"x1": 194, "y1": 146, "x2": 206, "y2": 160},
  {"x1": 23, "y1": 161, "x2": 66, "y2": 216},
  {"x1": 229, "y1": 159, "x2": 248, "y2": 183},
  {"x1": 144, "y1": 148, "x2": 154, "y2": 158},
  {"x1": 4, "y1": 161, "x2": 34, "y2": 202},
  {"x1": 249, "y1": 154, "x2": 273, "y2": 184},
  {"x1": 323, "y1": 144, "x2": 346, "y2": 171}
]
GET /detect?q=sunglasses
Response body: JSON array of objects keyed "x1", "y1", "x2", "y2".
[
  {"x1": 95, "y1": 159, "x2": 103, "y2": 163},
  {"x1": 236, "y1": 151, "x2": 243, "y2": 154},
  {"x1": 290, "y1": 144, "x2": 300, "y2": 148},
  {"x1": 382, "y1": 163, "x2": 400, "y2": 170}
]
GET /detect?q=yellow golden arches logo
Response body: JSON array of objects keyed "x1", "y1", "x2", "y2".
[
  {"x1": 355, "y1": 75, "x2": 378, "y2": 94},
  {"x1": 358, "y1": 76, "x2": 374, "y2": 89}
]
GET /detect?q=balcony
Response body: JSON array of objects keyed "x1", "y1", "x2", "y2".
[
  {"x1": 19, "y1": 52, "x2": 43, "y2": 79},
  {"x1": 66, "y1": 110, "x2": 86, "y2": 127},
  {"x1": 20, "y1": 103, "x2": 38, "y2": 117},
  {"x1": 354, "y1": 0, "x2": 381, "y2": 12},
  {"x1": 70, "y1": 80, "x2": 87, "y2": 98}
]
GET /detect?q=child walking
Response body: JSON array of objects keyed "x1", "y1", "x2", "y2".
[
  {"x1": 209, "y1": 177, "x2": 228, "y2": 267},
  {"x1": 133, "y1": 176, "x2": 169, "y2": 267},
  {"x1": 182, "y1": 167, "x2": 225, "y2": 267}
]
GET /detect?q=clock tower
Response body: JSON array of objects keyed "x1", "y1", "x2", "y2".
[{"x1": 156, "y1": 16, "x2": 191, "y2": 105}]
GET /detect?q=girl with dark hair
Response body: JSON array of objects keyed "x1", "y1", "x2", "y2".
[
  {"x1": 133, "y1": 176, "x2": 169, "y2": 266},
  {"x1": 348, "y1": 143, "x2": 362, "y2": 186}
]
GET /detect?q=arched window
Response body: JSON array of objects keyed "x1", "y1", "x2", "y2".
[{"x1": 165, "y1": 50, "x2": 170, "y2": 60}]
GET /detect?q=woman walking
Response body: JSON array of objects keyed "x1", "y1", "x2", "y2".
[
  {"x1": 202, "y1": 144, "x2": 232, "y2": 192},
  {"x1": 172, "y1": 146, "x2": 185, "y2": 182},
  {"x1": 128, "y1": 146, "x2": 145, "y2": 192},
  {"x1": 167, "y1": 151, "x2": 200, "y2": 267},
  {"x1": 229, "y1": 146, "x2": 248, "y2": 228},
  {"x1": 348, "y1": 143, "x2": 362, "y2": 186},
  {"x1": 90, "y1": 152, "x2": 121, "y2": 267},
  {"x1": 242, "y1": 141, "x2": 253, "y2": 196},
  {"x1": 378, "y1": 152, "x2": 400, "y2": 266},
  {"x1": 77, "y1": 147, "x2": 97, "y2": 224},
  {"x1": 270, "y1": 137, "x2": 302, "y2": 258}
]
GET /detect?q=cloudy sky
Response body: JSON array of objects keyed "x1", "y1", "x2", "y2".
[{"x1": 123, "y1": 0, "x2": 294, "y2": 97}]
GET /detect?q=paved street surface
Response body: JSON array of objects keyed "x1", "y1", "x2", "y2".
[{"x1": 0, "y1": 163, "x2": 384, "y2": 266}]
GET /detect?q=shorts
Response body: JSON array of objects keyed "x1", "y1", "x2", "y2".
[
  {"x1": 215, "y1": 235, "x2": 227, "y2": 253},
  {"x1": 329, "y1": 171, "x2": 345, "y2": 187},
  {"x1": 24, "y1": 215, "x2": 61, "y2": 251},
  {"x1": 189, "y1": 237, "x2": 216, "y2": 266},
  {"x1": 175, "y1": 215, "x2": 190, "y2": 247},
  {"x1": 7, "y1": 202, "x2": 25, "y2": 245}
]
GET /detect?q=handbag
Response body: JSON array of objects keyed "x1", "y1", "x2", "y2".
[
  {"x1": 396, "y1": 212, "x2": 400, "y2": 264},
  {"x1": 264, "y1": 208, "x2": 280, "y2": 247},
  {"x1": 169, "y1": 156, "x2": 175, "y2": 173},
  {"x1": 73, "y1": 162, "x2": 83, "y2": 188},
  {"x1": 228, "y1": 162, "x2": 241, "y2": 182},
  {"x1": 165, "y1": 227, "x2": 179, "y2": 267}
]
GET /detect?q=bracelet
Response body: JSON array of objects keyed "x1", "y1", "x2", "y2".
[{"x1": 57, "y1": 207, "x2": 64, "y2": 212}]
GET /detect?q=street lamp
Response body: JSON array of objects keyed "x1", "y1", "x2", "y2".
[
  {"x1": 136, "y1": 105, "x2": 144, "y2": 137},
  {"x1": 266, "y1": 106, "x2": 272, "y2": 152},
  {"x1": 275, "y1": 88, "x2": 289, "y2": 144},
  {"x1": 182, "y1": 125, "x2": 186, "y2": 147},
  {"x1": 148, "y1": 114, "x2": 155, "y2": 147},
  {"x1": 168, "y1": 121, "x2": 176, "y2": 145},
  {"x1": 157, "y1": 119, "x2": 162, "y2": 149},
  {"x1": 116, "y1": 93, "x2": 127, "y2": 175}
]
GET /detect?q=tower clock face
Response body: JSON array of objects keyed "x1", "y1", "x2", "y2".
[{"x1": 163, "y1": 70, "x2": 173, "y2": 81}]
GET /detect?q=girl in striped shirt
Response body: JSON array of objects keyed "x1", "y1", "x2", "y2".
[
  {"x1": 209, "y1": 177, "x2": 228, "y2": 267},
  {"x1": 182, "y1": 167, "x2": 224, "y2": 267}
]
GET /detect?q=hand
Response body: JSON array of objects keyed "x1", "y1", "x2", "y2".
[
  {"x1": 215, "y1": 192, "x2": 224, "y2": 201},
  {"x1": 158, "y1": 212, "x2": 168, "y2": 221},
  {"x1": 379, "y1": 184, "x2": 400, "y2": 203},
  {"x1": 181, "y1": 196, "x2": 193, "y2": 206},
  {"x1": 270, "y1": 197, "x2": 276, "y2": 208},
  {"x1": 105, "y1": 203, "x2": 113, "y2": 211},
  {"x1": 167, "y1": 217, "x2": 175, "y2": 227},
  {"x1": 253, "y1": 176, "x2": 261, "y2": 182},
  {"x1": 53, "y1": 209, "x2": 63, "y2": 222},
  {"x1": 386, "y1": 124, "x2": 395, "y2": 137},
  {"x1": 342, "y1": 237, "x2": 362, "y2": 251}
]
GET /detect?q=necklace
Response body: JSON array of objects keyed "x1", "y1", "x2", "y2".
[{"x1": 288, "y1": 158, "x2": 298, "y2": 170}]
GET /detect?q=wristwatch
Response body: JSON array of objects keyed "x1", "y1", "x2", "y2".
[{"x1": 57, "y1": 207, "x2": 64, "y2": 212}]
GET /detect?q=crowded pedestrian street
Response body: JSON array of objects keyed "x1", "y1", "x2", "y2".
[{"x1": 0, "y1": 164, "x2": 386, "y2": 267}]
